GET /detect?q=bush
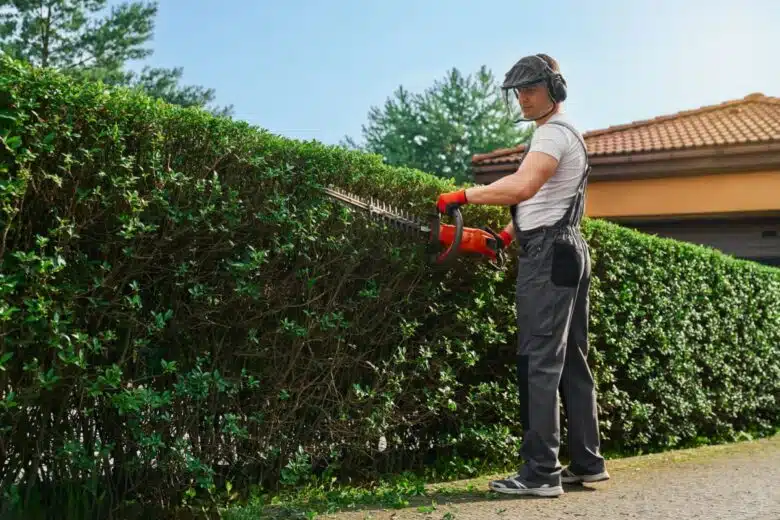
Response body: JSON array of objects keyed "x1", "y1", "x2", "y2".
[{"x1": 1, "y1": 56, "x2": 778, "y2": 515}]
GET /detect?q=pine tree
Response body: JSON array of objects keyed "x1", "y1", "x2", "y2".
[
  {"x1": 344, "y1": 66, "x2": 532, "y2": 183},
  {"x1": 0, "y1": 0, "x2": 232, "y2": 116}
]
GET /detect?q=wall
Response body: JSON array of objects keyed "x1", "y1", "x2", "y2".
[
  {"x1": 474, "y1": 164, "x2": 780, "y2": 265},
  {"x1": 585, "y1": 170, "x2": 780, "y2": 219},
  {"x1": 619, "y1": 216, "x2": 780, "y2": 265}
]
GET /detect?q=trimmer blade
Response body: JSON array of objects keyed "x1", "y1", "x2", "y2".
[{"x1": 322, "y1": 186, "x2": 431, "y2": 236}]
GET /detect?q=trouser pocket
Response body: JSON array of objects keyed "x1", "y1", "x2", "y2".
[
  {"x1": 518, "y1": 232, "x2": 546, "y2": 258},
  {"x1": 551, "y1": 235, "x2": 581, "y2": 287},
  {"x1": 517, "y1": 231, "x2": 582, "y2": 342},
  {"x1": 530, "y1": 282, "x2": 556, "y2": 336},
  {"x1": 516, "y1": 258, "x2": 556, "y2": 338}
]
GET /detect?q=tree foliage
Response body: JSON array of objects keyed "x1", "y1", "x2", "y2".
[
  {"x1": 344, "y1": 65, "x2": 533, "y2": 183},
  {"x1": 0, "y1": 0, "x2": 232, "y2": 116}
]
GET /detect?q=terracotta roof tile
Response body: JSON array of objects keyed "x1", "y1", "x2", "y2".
[
  {"x1": 472, "y1": 93, "x2": 780, "y2": 166},
  {"x1": 471, "y1": 144, "x2": 527, "y2": 165}
]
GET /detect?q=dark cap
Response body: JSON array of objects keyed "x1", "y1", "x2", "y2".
[{"x1": 501, "y1": 55, "x2": 551, "y2": 91}]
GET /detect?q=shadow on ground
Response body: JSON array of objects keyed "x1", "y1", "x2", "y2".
[
  {"x1": 255, "y1": 482, "x2": 598, "y2": 519},
  {"x1": 228, "y1": 433, "x2": 780, "y2": 520}
]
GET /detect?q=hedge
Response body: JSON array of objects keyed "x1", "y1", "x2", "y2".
[{"x1": 1, "y1": 56, "x2": 779, "y2": 515}]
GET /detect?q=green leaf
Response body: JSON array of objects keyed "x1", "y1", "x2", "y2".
[
  {"x1": 4, "y1": 135, "x2": 21, "y2": 150},
  {"x1": 0, "y1": 352, "x2": 13, "y2": 370}
]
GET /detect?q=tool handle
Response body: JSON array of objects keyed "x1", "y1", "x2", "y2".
[
  {"x1": 437, "y1": 225, "x2": 501, "y2": 260},
  {"x1": 432, "y1": 206, "x2": 463, "y2": 264}
]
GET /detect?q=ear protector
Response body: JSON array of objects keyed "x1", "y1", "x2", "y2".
[{"x1": 533, "y1": 54, "x2": 567, "y2": 103}]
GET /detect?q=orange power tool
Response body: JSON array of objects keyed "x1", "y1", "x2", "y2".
[{"x1": 322, "y1": 186, "x2": 507, "y2": 268}]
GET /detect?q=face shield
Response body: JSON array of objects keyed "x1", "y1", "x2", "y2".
[
  {"x1": 501, "y1": 81, "x2": 547, "y2": 118},
  {"x1": 501, "y1": 55, "x2": 553, "y2": 122}
]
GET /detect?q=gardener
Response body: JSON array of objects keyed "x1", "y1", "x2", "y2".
[{"x1": 436, "y1": 53, "x2": 609, "y2": 497}]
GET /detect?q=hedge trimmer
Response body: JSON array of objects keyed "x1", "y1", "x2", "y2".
[{"x1": 322, "y1": 185, "x2": 507, "y2": 268}]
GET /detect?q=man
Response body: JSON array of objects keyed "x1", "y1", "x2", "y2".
[{"x1": 436, "y1": 53, "x2": 608, "y2": 497}]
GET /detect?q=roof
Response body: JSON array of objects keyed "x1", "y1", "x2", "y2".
[{"x1": 472, "y1": 92, "x2": 780, "y2": 168}]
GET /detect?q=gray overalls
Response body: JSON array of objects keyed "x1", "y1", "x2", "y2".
[{"x1": 509, "y1": 120, "x2": 606, "y2": 486}]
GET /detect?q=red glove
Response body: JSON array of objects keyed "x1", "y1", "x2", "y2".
[
  {"x1": 436, "y1": 189, "x2": 467, "y2": 215},
  {"x1": 498, "y1": 230, "x2": 513, "y2": 249}
]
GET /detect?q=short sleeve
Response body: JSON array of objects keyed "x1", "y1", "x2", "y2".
[{"x1": 528, "y1": 124, "x2": 568, "y2": 161}]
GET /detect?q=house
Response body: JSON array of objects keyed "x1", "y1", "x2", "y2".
[{"x1": 471, "y1": 93, "x2": 780, "y2": 266}]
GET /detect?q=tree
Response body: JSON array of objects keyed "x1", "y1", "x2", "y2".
[
  {"x1": 0, "y1": 0, "x2": 232, "y2": 116},
  {"x1": 127, "y1": 66, "x2": 233, "y2": 117},
  {"x1": 343, "y1": 66, "x2": 533, "y2": 183}
]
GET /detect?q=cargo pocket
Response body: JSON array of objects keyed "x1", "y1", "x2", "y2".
[
  {"x1": 516, "y1": 269, "x2": 555, "y2": 338},
  {"x1": 531, "y1": 285, "x2": 556, "y2": 336},
  {"x1": 551, "y1": 236, "x2": 581, "y2": 287}
]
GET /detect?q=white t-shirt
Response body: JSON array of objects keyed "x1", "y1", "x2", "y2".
[{"x1": 513, "y1": 113, "x2": 588, "y2": 230}]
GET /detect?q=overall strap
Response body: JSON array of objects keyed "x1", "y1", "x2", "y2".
[{"x1": 545, "y1": 120, "x2": 591, "y2": 228}]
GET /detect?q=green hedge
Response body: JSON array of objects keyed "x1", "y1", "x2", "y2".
[{"x1": 1, "y1": 56, "x2": 779, "y2": 515}]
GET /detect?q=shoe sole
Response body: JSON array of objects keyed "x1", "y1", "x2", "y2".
[
  {"x1": 489, "y1": 483, "x2": 564, "y2": 497},
  {"x1": 561, "y1": 471, "x2": 610, "y2": 484}
]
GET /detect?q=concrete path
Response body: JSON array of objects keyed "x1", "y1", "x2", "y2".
[{"x1": 327, "y1": 434, "x2": 780, "y2": 520}]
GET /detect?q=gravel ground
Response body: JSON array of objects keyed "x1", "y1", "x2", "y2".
[{"x1": 325, "y1": 434, "x2": 780, "y2": 520}]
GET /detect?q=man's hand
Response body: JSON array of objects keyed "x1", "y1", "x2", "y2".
[
  {"x1": 498, "y1": 230, "x2": 513, "y2": 249},
  {"x1": 436, "y1": 189, "x2": 467, "y2": 215},
  {"x1": 483, "y1": 228, "x2": 513, "y2": 256}
]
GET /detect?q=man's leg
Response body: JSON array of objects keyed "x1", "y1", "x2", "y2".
[
  {"x1": 489, "y1": 232, "x2": 578, "y2": 497},
  {"x1": 559, "y1": 234, "x2": 608, "y2": 482}
]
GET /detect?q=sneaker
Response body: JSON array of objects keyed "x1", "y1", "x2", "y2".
[
  {"x1": 488, "y1": 474, "x2": 564, "y2": 497},
  {"x1": 560, "y1": 466, "x2": 610, "y2": 484}
]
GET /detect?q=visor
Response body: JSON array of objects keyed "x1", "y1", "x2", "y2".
[{"x1": 501, "y1": 55, "x2": 549, "y2": 91}]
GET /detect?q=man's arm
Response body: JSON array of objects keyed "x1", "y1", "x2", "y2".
[
  {"x1": 464, "y1": 150, "x2": 559, "y2": 206},
  {"x1": 435, "y1": 125, "x2": 566, "y2": 221}
]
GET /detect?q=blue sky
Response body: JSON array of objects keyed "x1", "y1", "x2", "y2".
[{"x1": 122, "y1": 0, "x2": 779, "y2": 146}]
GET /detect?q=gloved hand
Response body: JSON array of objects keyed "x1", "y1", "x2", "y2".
[
  {"x1": 436, "y1": 189, "x2": 467, "y2": 216},
  {"x1": 498, "y1": 230, "x2": 513, "y2": 249}
]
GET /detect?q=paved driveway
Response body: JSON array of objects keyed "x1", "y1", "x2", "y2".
[{"x1": 328, "y1": 434, "x2": 780, "y2": 520}]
